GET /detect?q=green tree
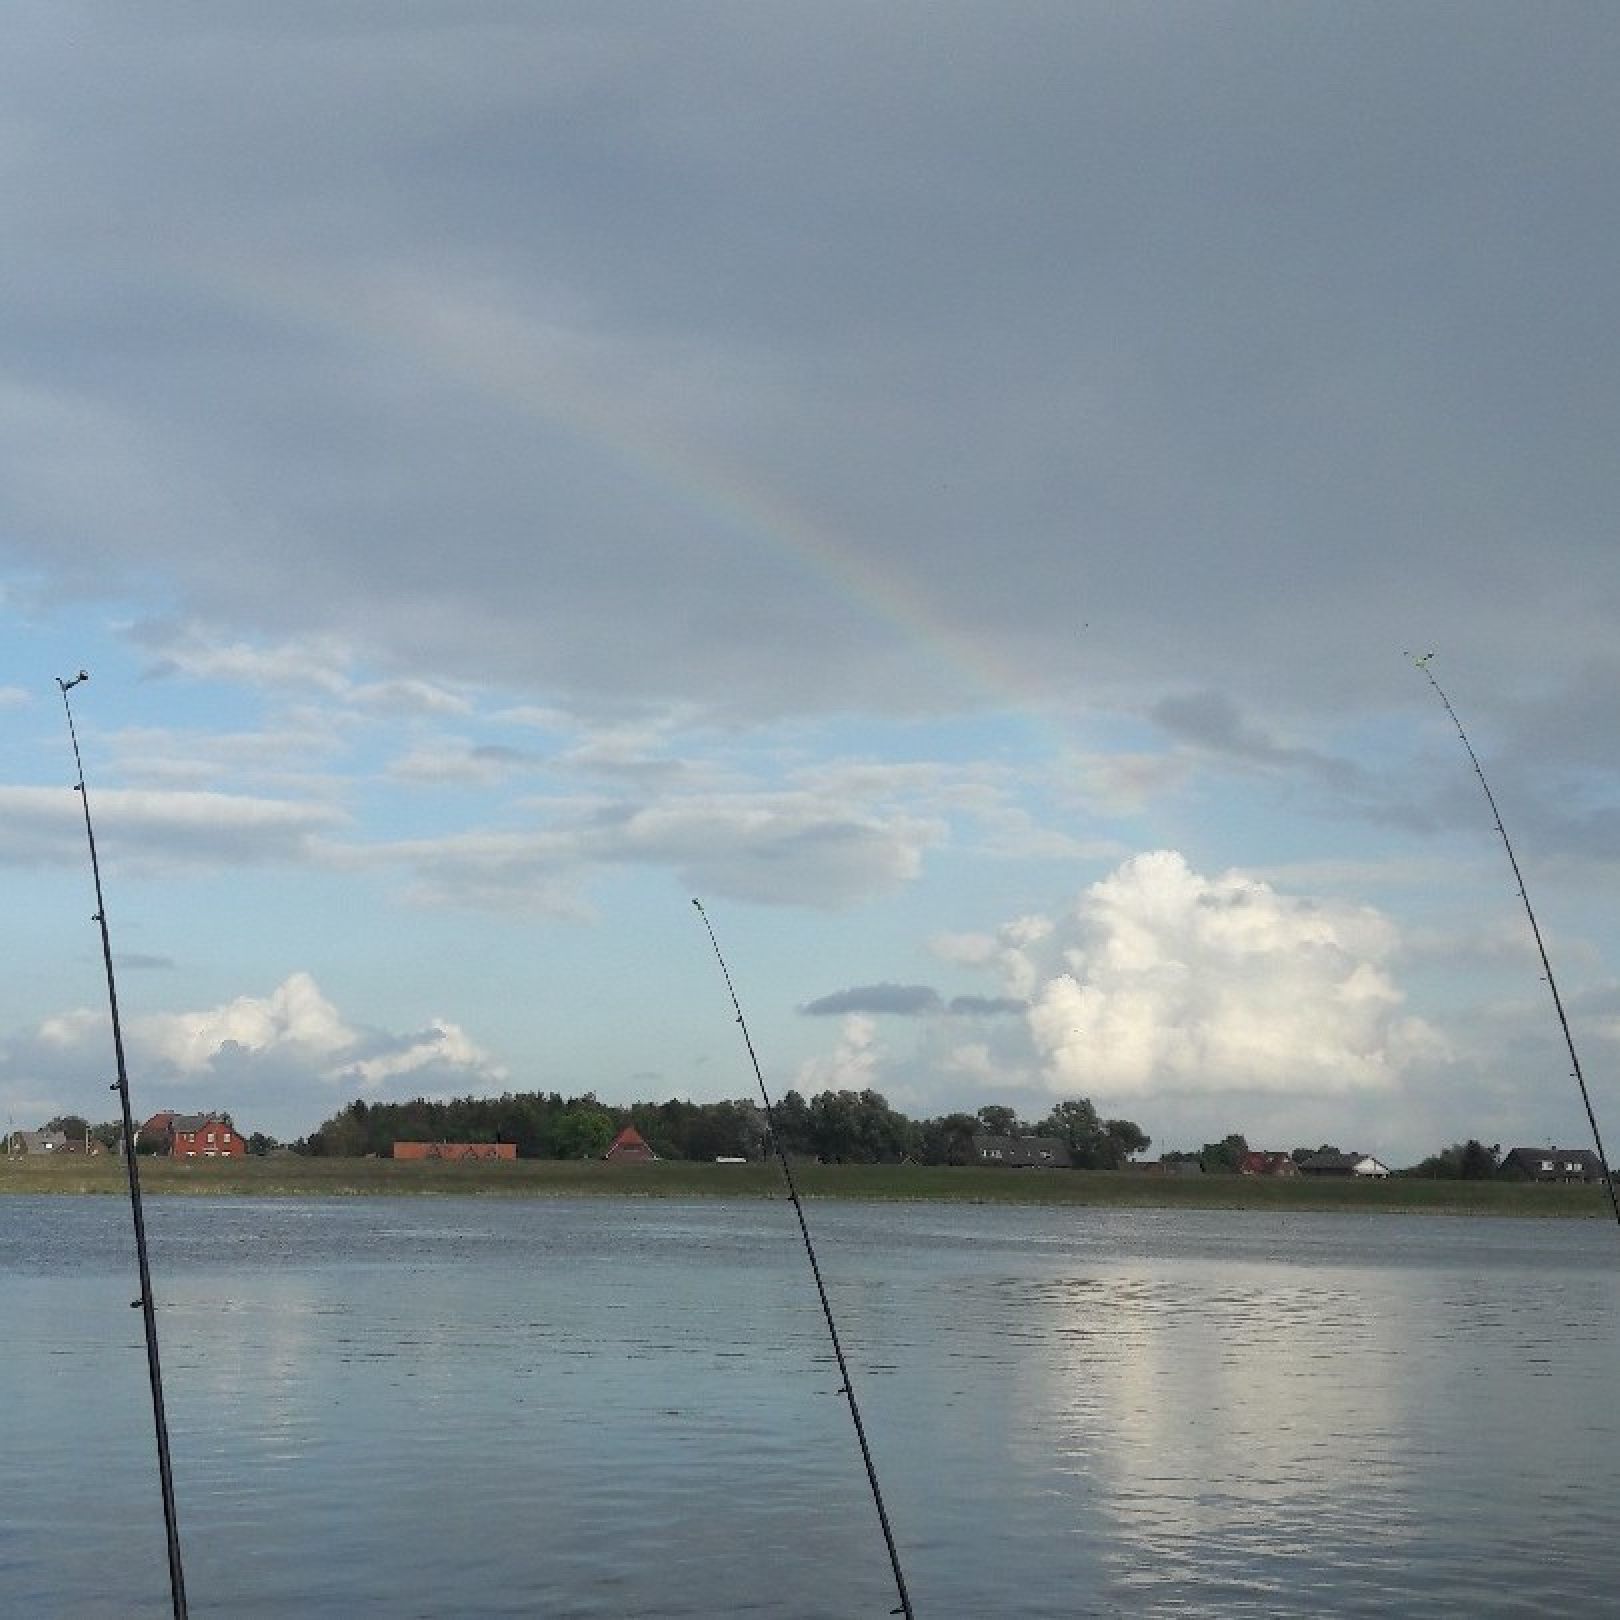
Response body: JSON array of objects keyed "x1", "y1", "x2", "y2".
[
  {"x1": 916, "y1": 1112, "x2": 980, "y2": 1166},
  {"x1": 1036, "y1": 1099, "x2": 1150, "y2": 1168},
  {"x1": 1100, "y1": 1117, "x2": 1151, "y2": 1166},
  {"x1": 551, "y1": 1105, "x2": 615, "y2": 1160},
  {"x1": 1199, "y1": 1133, "x2": 1249, "y2": 1174},
  {"x1": 1410, "y1": 1139, "x2": 1500, "y2": 1179},
  {"x1": 809, "y1": 1089, "x2": 914, "y2": 1163},
  {"x1": 312, "y1": 1099, "x2": 371, "y2": 1157},
  {"x1": 768, "y1": 1090, "x2": 814, "y2": 1157},
  {"x1": 975, "y1": 1104, "x2": 1021, "y2": 1137},
  {"x1": 1038, "y1": 1098, "x2": 1104, "y2": 1163}
]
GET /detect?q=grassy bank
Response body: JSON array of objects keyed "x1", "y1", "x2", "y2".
[{"x1": 0, "y1": 1154, "x2": 1608, "y2": 1215}]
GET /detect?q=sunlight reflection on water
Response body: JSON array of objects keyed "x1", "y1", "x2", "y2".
[{"x1": 3, "y1": 1197, "x2": 1617, "y2": 1616}]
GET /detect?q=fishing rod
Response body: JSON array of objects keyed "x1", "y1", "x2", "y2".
[
  {"x1": 57, "y1": 671, "x2": 190, "y2": 1618},
  {"x1": 1412, "y1": 653, "x2": 1620, "y2": 1230},
  {"x1": 691, "y1": 899, "x2": 915, "y2": 1619}
]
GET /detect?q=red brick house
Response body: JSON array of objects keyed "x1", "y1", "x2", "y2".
[
  {"x1": 603, "y1": 1126, "x2": 656, "y2": 1163},
  {"x1": 392, "y1": 1142, "x2": 517, "y2": 1162},
  {"x1": 140, "y1": 1112, "x2": 246, "y2": 1158}
]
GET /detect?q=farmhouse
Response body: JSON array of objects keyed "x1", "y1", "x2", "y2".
[
  {"x1": 1499, "y1": 1147, "x2": 1604, "y2": 1184},
  {"x1": 139, "y1": 1112, "x2": 246, "y2": 1158},
  {"x1": 971, "y1": 1134, "x2": 1071, "y2": 1169},
  {"x1": 1298, "y1": 1150, "x2": 1391, "y2": 1178},
  {"x1": 392, "y1": 1142, "x2": 517, "y2": 1162},
  {"x1": 1238, "y1": 1150, "x2": 1299, "y2": 1177}
]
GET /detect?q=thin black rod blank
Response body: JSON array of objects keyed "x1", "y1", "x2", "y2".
[
  {"x1": 1414, "y1": 655, "x2": 1620, "y2": 1230},
  {"x1": 58, "y1": 672, "x2": 189, "y2": 1619},
  {"x1": 692, "y1": 899, "x2": 915, "y2": 1619}
]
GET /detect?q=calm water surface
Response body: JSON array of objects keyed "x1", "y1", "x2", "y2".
[{"x1": 2, "y1": 1196, "x2": 1616, "y2": 1617}]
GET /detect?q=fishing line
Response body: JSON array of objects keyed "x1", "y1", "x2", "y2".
[
  {"x1": 1412, "y1": 654, "x2": 1620, "y2": 1230},
  {"x1": 57, "y1": 671, "x2": 190, "y2": 1618},
  {"x1": 692, "y1": 899, "x2": 915, "y2": 1619}
]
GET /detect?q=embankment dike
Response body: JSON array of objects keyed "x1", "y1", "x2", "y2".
[{"x1": 0, "y1": 1156, "x2": 1608, "y2": 1215}]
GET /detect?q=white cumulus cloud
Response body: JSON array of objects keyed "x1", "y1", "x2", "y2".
[
  {"x1": 1019, "y1": 851, "x2": 1440, "y2": 1100},
  {"x1": 136, "y1": 971, "x2": 356, "y2": 1073},
  {"x1": 4, "y1": 973, "x2": 509, "y2": 1138},
  {"x1": 333, "y1": 1021, "x2": 506, "y2": 1090}
]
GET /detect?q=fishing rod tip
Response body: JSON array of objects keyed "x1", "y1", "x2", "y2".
[{"x1": 691, "y1": 896, "x2": 704, "y2": 911}]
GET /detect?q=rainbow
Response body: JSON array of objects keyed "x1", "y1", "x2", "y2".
[{"x1": 216, "y1": 253, "x2": 1060, "y2": 720}]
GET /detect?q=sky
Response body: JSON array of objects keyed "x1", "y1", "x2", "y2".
[{"x1": 3, "y1": 4, "x2": 1619, "y2": 1161}]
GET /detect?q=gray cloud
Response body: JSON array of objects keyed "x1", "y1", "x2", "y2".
[
  {"x1": 801, "y1": 984, "x2": 944, "y2": 1018},
  {"x1": 1154, "y1": 692, "x2": 1319, "y2": 769},
  {"x1": 359, "y1": 791, "x2": 945, "y2": 914},
  {"x1": 0, "y1": 786, "x2": 346, "y2": 871},
  {"x1": 947, "y1": 995, "x2": 1028, "y2": 1018},
  {"x1": 799, "y1": 986, "x2": 1028, "y2": 1018},
  {"x1": 116, "y1": 952, "x2": 176, "y2": 972},
  {"x1": 0, "y1": 8, "x2": 1615, "y2": 742}
]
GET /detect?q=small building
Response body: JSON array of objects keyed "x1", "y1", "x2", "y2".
[
  {"x1": 392, "y1": 1141, "x2": 518, "y2": 1162},
  {"x1": 1500, "y1": 1147, "x2": 1604, "y2": 1184},
  {"x1": 603, "y1": 1126, "x2": 656, "y2": 1163},
  {"x1": 7, "y1": 1129, "x2": 69, "y2": 1155},
  {"x1": 1298, "y1": 1150, "x2": 1391, "y2": 1179},
  {"x1": 1137, "y1": 1156, "x2": 1203, "y2": 1176},
  {"x1": 53, "y1": 1135, "x2": 103, "y2": 1155},
  {"x1": 971, "y1": 1134, "x2": 1071, "y2": 1169},
  {"x1": 1238, "y1": 1150, "x2": 1300, "y2": 1177},
  {"x1": 1132, "y1": 1156, "x2": 1202, "y2": 1176}
]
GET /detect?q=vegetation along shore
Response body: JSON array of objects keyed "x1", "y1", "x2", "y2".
[{"x1": 9, "y1": 1087, "x2": 1604, "y2": 1215}]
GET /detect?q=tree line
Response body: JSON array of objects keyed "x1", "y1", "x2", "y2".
[
  {"x1": 32, "y1": 1108, "x2": 1544, "y2": 1180},
  {"x1": 295, "y1": 1089, "x2": 1153, "y2": 1167}
]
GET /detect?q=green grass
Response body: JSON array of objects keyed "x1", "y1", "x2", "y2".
[{"x1": 0, "y1": 1154, "x2": 1608, "y2": 1215}]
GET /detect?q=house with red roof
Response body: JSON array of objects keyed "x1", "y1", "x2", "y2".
[
  {"x1": 1238, "y1": 1150, "x2": 1299, "y2": 1177},
  {"x1": 603, "y1": 1126, "x2": 656, "y2": 1163},
  {"x1": 138, "y1": 1111, "x2": 246, "y2": 1158}
]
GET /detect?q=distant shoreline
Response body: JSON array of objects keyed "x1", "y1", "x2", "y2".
[{"x1": 0, "y1": 1155, "x2": 1607, "y2": 1216}]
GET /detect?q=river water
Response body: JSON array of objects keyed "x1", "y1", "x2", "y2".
[{"x1": 2, "y1": 1195, "x2": 1616, "y2": 1617}]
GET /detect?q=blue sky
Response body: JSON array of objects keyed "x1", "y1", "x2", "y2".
[{"x1": 3, "y1": 5, "x2": 1619, "y2": 1160}]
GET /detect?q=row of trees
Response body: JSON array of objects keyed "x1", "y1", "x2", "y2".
[
  {"x1": 300, "y1": 1090, "x2": 1152, "y2": 1167},
  {"x1": 39, "y1": 1108, "x2": 1538, "y2": 1180},
  {"x1": 1405, "y1": 1140, "x2": 1502, "y2": 1179}
]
